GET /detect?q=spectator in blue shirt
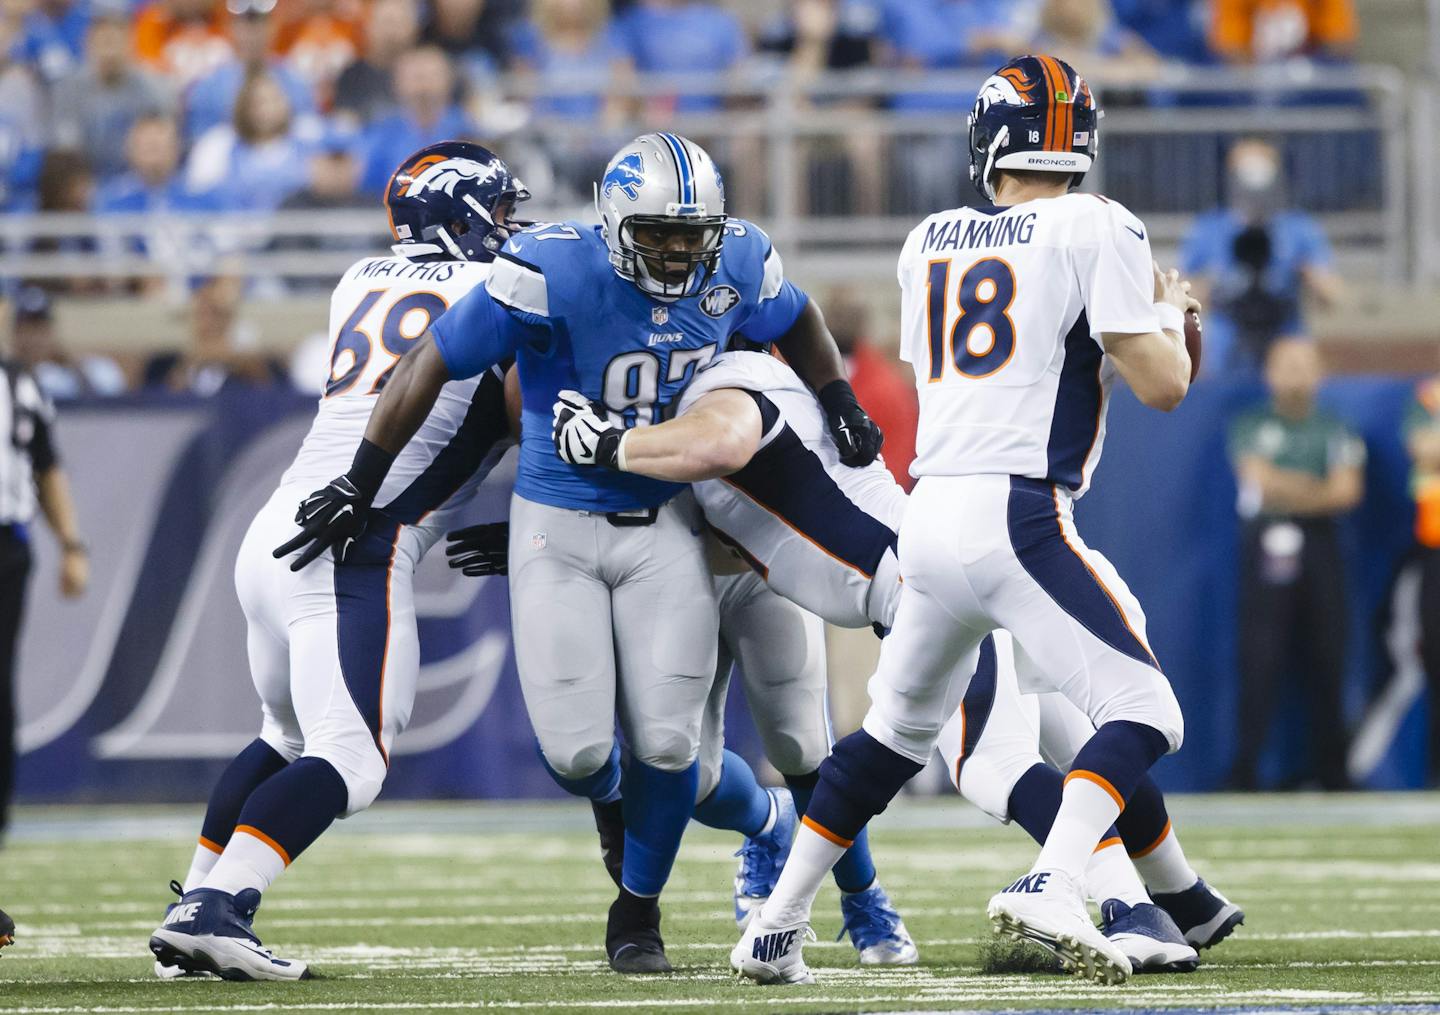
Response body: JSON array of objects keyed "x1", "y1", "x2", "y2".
[
  {"x1": 1031, "y1": 0, "x2": 1160, "y2": 88},
  {"x1": 184, "y1": 0, "x2": 317, "y2": 143},
  {"x1": 50, "y1": 5, "x2": 174, "y2": 183},
  {"x1": 357, "y1": 45, "x2": 474, "y2": 195},
  {"x1": 876, "y1": 0, "x2": 1027, "y2": 112},
  {"x1": 96, "y1": 114, "x2": 222, "y2": 215},
  {"x1": 0, "y1": 16, "x2": 45, "y2": 211},
  {"x1": 333, "y1": 0, "x2": 421, "y2": 126},
  {"x1": 509, "y1": 0, "x2": 630, "y2": 124},
  {"x1": 185, "y1": 69, "x2": 317, "y2": 211},
  {"x1": 1109, "y1": 0, "x2": 1211, "y2": 63},
  {"x1": 1181, "y1": 138, "x2": 1347, "y2": 375},
  {"x1": 16, "y1": 0, "x2": 90, "y2": 86},
  {"x1": 612, "y1": 0, "x2": 746, "y2": 113}
]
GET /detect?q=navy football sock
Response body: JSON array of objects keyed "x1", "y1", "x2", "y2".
[
  {"x1": 784, "y1": 771, "x2": 875, "y2": 893},
  {"x1": 199, "y1": 738, "x2": 290, "y2": 850},
  {"x1": 620, "y1": 759, "x2": 698, "y2": 897},
  {"x1": 538, "y1": 741, "x2": 622, "y2": 804},
  {"x1": 1069, "y1": 720, "x2": 1171, "y2": 804},
  {"x1": 231, "y1": 756, "x2": 349, "y2": 863},
  {"x1": 692, "y1": 750, "x2": 772, "y2": 838},
  {"x1": 1115, "y1": 772, "x2": 1171, "y2": 855},
  {"x1": 806, "y1": 730, "x2": 923, "y2": 846},
  {"x1": 1007, "y1": 762, "x2": 1120, "y2": 846}
]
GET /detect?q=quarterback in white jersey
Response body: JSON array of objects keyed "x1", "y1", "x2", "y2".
[
  {"x1": 735, "y1": 55, "x2": 1201, "y2": 988},
  {"x1": 149, "y1": 143, "x2": 527, "y2": 983}
]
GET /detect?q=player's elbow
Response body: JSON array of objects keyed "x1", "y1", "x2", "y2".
[{"x1": 1137, "y1": 374, "x2": 1188, "y2": 413}]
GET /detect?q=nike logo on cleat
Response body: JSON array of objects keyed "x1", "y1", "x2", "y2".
[
  {"x1": 751, "y1": 929, "x2": 799, "y2": 964},
  {"x1": 164, "y1": 902, "x2": 202, "y2": 925},
  {"x1": 1003, "y1": 872, "x2": 1051, "y2": 894}
]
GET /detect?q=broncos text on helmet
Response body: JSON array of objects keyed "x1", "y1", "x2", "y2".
[
  {"x1": 968, "y1": 54, "x2": 1101, "y2": 201},
  {"x1": 385, "y1": 141, "x2": 531, "y2": 263},
  {"x1": 594, "y1": 133, "x2": 727, "y2": 300}
]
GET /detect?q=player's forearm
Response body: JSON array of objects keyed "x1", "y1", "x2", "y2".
[
  {"x1": 1105, "y1": 330, "x2": 1190, "y2": 412},
  {"x1": 35, "y1": 467, "x2": 82, "y2": 546},
  {"x1": 774, "y1": 300, "x2": 847, "y2": 392},
  {"x1": 362, "y1": 334, "x2": 451, "y2": 459},
  {"x1": 618, "y1": 398, "x2": 760, "y2": 482}
]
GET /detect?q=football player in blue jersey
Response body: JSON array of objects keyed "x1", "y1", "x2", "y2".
[{"x1": 276, "y1": 132, "x2": 883, "y2": 973}]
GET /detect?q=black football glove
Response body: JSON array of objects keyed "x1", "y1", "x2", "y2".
[
  {"x1": 819, "y1": 379, "x2": 884, "y2": 467},
  {"x1": 273, "y1": 475, "x2": 372, "y2": 571},
  {"x1": 552, "y1": 389, "x2": 625, "y2": 469},
  {"x1": 445, "y1": 522, "x2": 510, "y2": 577}
]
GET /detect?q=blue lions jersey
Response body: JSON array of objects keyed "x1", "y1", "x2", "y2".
[{"x1": 429, "y1": 218, "x2": 809, "y2": 511}]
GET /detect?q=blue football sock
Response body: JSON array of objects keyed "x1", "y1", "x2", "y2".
[
  {"x1": 231, "y1": 757, "x2": 349, "y2": 862},
  {"x1": 693, "y1": 750, "x2": 772, "y2": 838},
  {"x1": 620, "y1": 758, "x2": 698, "y2": 897},
  {"x1": 1115, "y1": 772, "x2": 1171, "y2": 855},
  {"x1": 805, "y1": 730, "x2": 922, "y2": 851},
  {"x1": 1007, "y1": 762, "x2": 1119, "y2": 846},
  {"x1": 1070, "y1": 720, "x2": 1171, "y2": 804},
  {"x1": 785, "y1": 770, "x2": 875, "y2": 893},
  {"x1": 538, "y1": 741, "x2": 622, "y2": 804},
  {"x1": 199, "y1": 738, "x2": 289, "y2": 850}
]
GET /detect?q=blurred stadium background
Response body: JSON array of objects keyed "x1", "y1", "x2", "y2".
[{"x1": 6, "y1": 0, "x2": 1440, "y2": 815}]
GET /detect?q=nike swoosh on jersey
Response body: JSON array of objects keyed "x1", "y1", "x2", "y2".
[{"x1": 1124, "y1": 225, "x2": 1146, "y2": 241}]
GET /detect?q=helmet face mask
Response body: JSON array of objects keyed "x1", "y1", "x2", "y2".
[
  {"x1": 967, "y1": 55, "x2": 1101, "y2": 202},
  {"x1": 596, "y1": 133, "x2": 727, "y2": 300},
  {"x1": 385, "y1": 142, "x2": 530, "y2": 263}
]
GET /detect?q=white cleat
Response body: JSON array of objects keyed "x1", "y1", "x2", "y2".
[
  {"x1": 987, "y1": 869, "x2": 1132, "y2": 985},
  {"x1": 731, "y1": 909, "x2": 817, "y2": 985}
]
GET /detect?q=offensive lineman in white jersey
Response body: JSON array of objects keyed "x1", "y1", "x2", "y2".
[
  {"x1": 148, "y1": 143, "x2": 527, "y2": 981},
  {"x1": 727, "y1": 54, "x2": 1201, "y2": 986},
  {"x1": 557, "y1": 350, "x2": 1238, "y2": 974}
]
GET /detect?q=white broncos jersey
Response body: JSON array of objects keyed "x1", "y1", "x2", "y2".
[
  {"x1": 679, "y1": 351, "x2": 907, "y2": 629},
  {"x1": 281, "y1": 255, "x2": 511, "y2": 551},
  {"x1": 897, "y1": 192, "x2": 1160, "y2": 497}
]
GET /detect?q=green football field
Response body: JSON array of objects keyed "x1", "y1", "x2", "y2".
[{"x1": 3, "y1": 792, "x2": 1438, "y2": 1014}]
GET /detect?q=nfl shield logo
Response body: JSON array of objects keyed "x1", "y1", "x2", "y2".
[
  {"x1": 531, "y1": 532, "x2": 547, "y2": 550},
  {"x1": 651, "y1": 306, "x2": 669, "y2": 325}
]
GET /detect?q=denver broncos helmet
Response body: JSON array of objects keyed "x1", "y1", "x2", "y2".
[
  {"x1": 385, "y1": 141, "x2": 530, "y2": 263},
  {"x1": 968, "y1": 55, "x2": 1100, "y2": 201}
]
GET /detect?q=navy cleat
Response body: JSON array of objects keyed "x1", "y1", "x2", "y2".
[
  {"x1": 838, "y1": 882, "x2": 918, "y2": 966},
  {"x1": 153, "y1": 880, "x2": 211, "y2": 979},
  {"x1": 1100, "y1": 899, "x2": 1200, "y2": 973},
  {"x1": 1150, "y1": 878, "x2": 1244, "y2": 950},
  {"x1": 0, "y1": 905, "x2": 14, "y2": 953},
  {"x1": 149, "y1": 887, "x2": 310, "y2": 981},
  {"x1": 733, "y1": 788, "x2": 797, "y2": 929},
  {"x1": 591, "y1": 799, "x2": 625, "y2": 890}
]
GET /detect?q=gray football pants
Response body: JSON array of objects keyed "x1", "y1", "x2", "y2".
[
  {"x1": 509, "y1": 492, "x2": 719, "y2": 777},
  {"x1": 698, "y1": 571, "x2": 831, "y2": 800}
]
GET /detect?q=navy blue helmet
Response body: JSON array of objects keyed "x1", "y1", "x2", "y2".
[
  {"x1": 384, "y1": 141, "x2": 530, "y2": 263},
  {"x1": 968, "y1": 55, "x2": 1101, "y2": 201}
]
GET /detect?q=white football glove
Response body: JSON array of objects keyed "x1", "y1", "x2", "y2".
[{"x1": 552, "y1": 390, "x2": 626, "y2": 469}]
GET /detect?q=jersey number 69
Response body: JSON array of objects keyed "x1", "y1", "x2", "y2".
[{"x1": 925, "y1": 256, "x2": 1017, "y2": 382}]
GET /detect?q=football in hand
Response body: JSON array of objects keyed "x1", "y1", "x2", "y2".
[{"x1": 1184, "y1": 308, "x2": 1202, "y2": 382}]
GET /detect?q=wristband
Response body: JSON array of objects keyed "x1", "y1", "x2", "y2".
[
  {"x1": 347, "y1": 438, "x2": 396, "y2": 499},
  {"x1": 1154, "y1": 302, "x2": 1185, "y2": 336},
  {"x1": 614, "y1": 430, "x2": 630, "y2": 473},
  {"x1": 818, "y1": 378, "x2": 859, "y2": 416}
]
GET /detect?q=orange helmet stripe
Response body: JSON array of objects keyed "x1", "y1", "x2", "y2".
[
  {"x1": 1036, "y1": 56, "x2": 1060, "y2": 151},
  {"x1": 383, "y1": 153, "x2": 449, "y2": 240}
]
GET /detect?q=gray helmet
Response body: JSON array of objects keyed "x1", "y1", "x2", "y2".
[{"x1": 594, "y1": 133, "x2": 726, "y2": 299}]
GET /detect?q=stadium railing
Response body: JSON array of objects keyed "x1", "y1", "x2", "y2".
[{"x1": 1, "y1": 64, "x2": 1427, "y2": 291}]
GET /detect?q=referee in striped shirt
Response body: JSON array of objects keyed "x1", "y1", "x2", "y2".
[{"x1": 1, "y1": 356, "x2": 88, "y2": 842}]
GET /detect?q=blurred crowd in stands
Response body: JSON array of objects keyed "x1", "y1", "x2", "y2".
[{"x1": 0, "y1": 0, "x2": 1359, "y2": 218}]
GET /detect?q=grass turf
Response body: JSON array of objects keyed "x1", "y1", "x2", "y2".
[{"x1": 2, "y1": 792, "x2": 1438, "y2": 1013}]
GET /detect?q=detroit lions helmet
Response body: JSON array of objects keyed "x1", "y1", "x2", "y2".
[
  {"x1": 385, "y1": 141, "x2": 530, "y2": 263},
  {"x1": 595, "y1": 133, "x2": 726, "y2": 299},
  {"x1": 968, "y1": 55, "x2": 1101, "y2": 201}
]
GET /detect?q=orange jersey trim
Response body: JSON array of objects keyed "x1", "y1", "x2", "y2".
[
  {"x1": 801, "y1": 815, "x2": 854, "y2": 849},
  {"x1": 1093, "y1": 835, "x2": 1124, "y2": 854},
  {"x1": 1065, "y1": 769, "x2": 1126, "y2": 812},
  {"x1": 1129, "y1": 819, "x2": 1173, "y2": 859},
  {"x1": 198, "y1": 835, "x2": 225, "y2": 856},
  {"x1": 235, "y1": 825, "x2": 292, "y2": 867}
]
